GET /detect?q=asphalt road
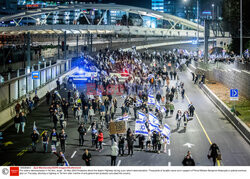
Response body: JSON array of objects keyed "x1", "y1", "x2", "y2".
[{"x1": 0, "y1": 66, "x2": 250, "y2": 166}]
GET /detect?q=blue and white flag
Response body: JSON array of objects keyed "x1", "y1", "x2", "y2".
[
  {"x1": 109, "y1": 56, "x2": 115, "y2": 64},
  {"x1": 161, "y1": 106, "x2": 166, "y2": 113},
  {"x1": 162, "y1": 123, "x2": 171, "y2": 139},
  {"x1": 116, "y1": 115, "x2": 130, "y2": 121},
  {"x1": 33, "y1": 121, "x2": 39, "y2": 135},
  {"x1": 121, "y1": 95, "x2": 127, "y2": 99},
  {"x1": 156, "y1": 102, "x2": 161, "y2": 110},
  {"x1": 148, "y1": 95, "x2": 155, "y2": 105},
  {"x1": 138, "y1": 111, "x2": 147, "y2": 122},
  {"x1": 135, "y1": 120, "x2": 148, "y2": 136},
  {"x1": 148, "y1": 113, "x2": 160, "y2": 132},
  {"x1": 61, "y1": 154, "x2": 70, "y2": 166},
  {"x1": 136, "y1": 99, "x2": 143, "y2": 107}
]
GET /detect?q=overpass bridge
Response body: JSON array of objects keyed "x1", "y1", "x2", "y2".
[{"x1": 0, "y1": 3, "x2": 229, "y2": 38}]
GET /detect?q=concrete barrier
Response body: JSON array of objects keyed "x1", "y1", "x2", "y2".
[
  {"x1": 0, "y1": 67, "x2": 78, "y2": 128},
  {"x1": 200, "y1": 83, "x2": 250, "y2": 144}
]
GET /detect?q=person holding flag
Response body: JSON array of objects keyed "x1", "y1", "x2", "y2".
[{"x1": 31, "y1": 130, "x2": 39, "y2": 152}]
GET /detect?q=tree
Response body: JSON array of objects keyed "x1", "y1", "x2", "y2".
[{"x1": 222, "y1": 0, "x2": 250, "y2": 54}]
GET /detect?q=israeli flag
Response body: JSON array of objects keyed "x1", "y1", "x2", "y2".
[
  {"x1": 161, "y1": 106, "x2": 166, "y2": 113},
  {"x1": 156, "y1": 102, "x2": 161, "y2": 110},
  {"x1": 162, "y1": 123, "x2": 171, "y2": 139},
  {"x1": 148, "y1": 113, "x2": 160, "y2": 132},
  {"x1": 117, "y1": 115, "x2": 130, "y2": 121},
  {"x1": 136, "y1": 99, "x2": 143, "y2": 107},
  {"x1": 61, "y1": 154, "x2": 70, "y2": 166},
  {"x1": 148, "y1": 95, "x2": 155, "y2": 105},
  {"x1": 121, "y1": 95, "x2": 126, "y2": 99},
  {"x1": 138, "y1": 111, "x2": 147, "y2": 122},
  {"x1": 135, "y1": 120, "x2": 148, "y2": 136},
  {"x1": 54, "y1": 90, "x2": 62, "y2": 100},
  {"x1": 33, "y1": 121, "x2": 39, "y2": 135},
  {"x1": 109, "y1": 56, "x2": 115, "y2": 64}
]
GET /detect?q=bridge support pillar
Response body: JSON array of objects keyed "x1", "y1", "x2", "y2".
[
  {"x1": 204, "y1": 20, "x2": 210, "y2": 63},
  {"x1": 76, "y1": 35, "x2": 79, "y2": 57},
  {"x1": 26, "y1": 32, "x2": 31, "y2": 69},
  {"x1": 64, "y1": 31, "x2": 67, "y2": 60},
  {"x1": 58, "y1": 36, "x2": 60, "y2": 59}
]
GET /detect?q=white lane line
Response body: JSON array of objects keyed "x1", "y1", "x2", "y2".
[
  {"x1": 168, "y1": 149, "x2": 171, "y2": 156},
  {"x1": 117, "y1": 160, "x2": 121, "y2": 166},
  {"x1": 168, "y1": 162, "x2": 171, "y2": 166},
  {"x1": 87, "y1": 126, "x2": 91, "y2": 132},
  {"x1": 71, "y1": 151, "x2": 77, "y2": 158}
]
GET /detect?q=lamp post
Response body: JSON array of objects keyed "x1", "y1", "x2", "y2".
[{"x1": 212, "y1": 3, "x2": 215, "y2": 20}]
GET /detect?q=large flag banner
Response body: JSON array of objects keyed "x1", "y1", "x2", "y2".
[
  {"x1": 33, "y1": 121, "x2": 39, "y2": 135},
  {"x1": 135, "y1": 120, "x2": 148, "y2": 136},
  {"x1": 162, "y1": 123, "x2": 171, "y2": 140},
  {"x1": 148, "y1": 95, "x2": 155, "y2": 105},
  {"x1": 148, "y1": 113, "x2": 160, "y2": 132},
  {"x1": 138, "y1": 111, "x2": 147, "y2": 122}
]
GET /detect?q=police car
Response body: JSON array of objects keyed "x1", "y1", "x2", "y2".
[{"x1": 67, "y1": 69, "x2": 99, "y2": 83}]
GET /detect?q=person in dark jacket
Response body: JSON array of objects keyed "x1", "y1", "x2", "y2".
[
  {"x1": 173, "y1": 71, "x2": 177, "y2": 80},
  {"x1": 52, "y1": 110, "x2": 59, "y2": 130},
  {"x1": 31, "y1": 130, "x2": 39, "y2": 152},
  {"x1": 82, "y1": 149, "x2": 92, "y2": 166},
  {"x1": 188, "y1": 102, "x2": 195, "y2": 117},
  {"x1": 78, "y1": 123, "x2": 87, "y2": 146},
  {"x1": 182, "y1": 154, "x2": 195, "y2": 166},
  {"x1": 208, "y1": 143, "x2": 220, "y2": 166},
  {"x1": 20, "y1": 112, "x2": 27, "y2": 133},
  {"x1": 127, "y1": 133, "x2": 135, "y2": 156},
  {"x1": 59, "y1": 129, "x2": 67, "y2": 153},
  {"x1": 33, "y1": 95, "x2": 40, "y2": 109},
  {"x1": 170, "y1": 71, "x2": 173, "y2": 80},
  {"x1": 54, "y1": 151, "x2": 65, "y2": 166},
  {"x1": 137, "y1": 134, "x2": 145, "y2": 151},
  {"x1": 118, "y1": 135, "x2": 125, "y2": 156},
  {"x1": 46, "y1": 91, "x2": 51, "y2": 105},
  {"x1": 14, "y1": 113, "x2": 21, "y2": 134},
  {"x1": 50, "y1": 128, "x2": 59, "y2": 147}
]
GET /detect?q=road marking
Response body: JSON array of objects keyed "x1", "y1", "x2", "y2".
[
  {"x1": 71, "y1": 151, "x2": 77, "y2": 158},
  {"x1": 2, "y1": 161, "x2": 11, "y2": 166},
  {"x1": 185, "y1": 94, "x2": 221, "y2": 166},
  {"x1": 87, "y1": 126, "x2": 91, "y2": 132},
  {"x1": 168, "y1": 149, "x2": 171, "y2": 156},
  {"x1": 117, "y1": 160, "x2": 121, "y2": 166},
  {"x1": 168, "y1": 162, "x2": 171, "y2": 166}
]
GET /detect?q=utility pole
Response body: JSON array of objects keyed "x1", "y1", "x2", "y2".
[{"x1": 197, "y1": 0, "x2": 199, "y2": 44}]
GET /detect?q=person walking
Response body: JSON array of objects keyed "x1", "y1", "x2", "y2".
[
  {"x1": 46, "y1": 91, "x2": 51, "y2": 105},
  {"x1": 208, "y1": 143, "x2": 221, "y2": 166},
  {"x1": 118, "y1": 135, "x2": 125, "y2": 156},
  {"x1": 182, "y1": 152, "x2": 195, "y2": 166},
  {"x1": 50, "y1": 128, "x2": 59, "y2": 148},
  {"x1": 14, "y1": 113, "x2": 21, "y2": 134},
  {"x1": 83, "y1": 106, "x2": 89, "y2": 124},
  {"x1": 156, "y1": 132, "x2": 162, "y2": 154},
  {"x1": 31, "y1": 130, "x2": 39, "y2": 152},
  {"x1": 59, "y1": 129, "x2": 67, "y2": 153},
  {"x1": 41, "y1": 131, "x2": 49, "y2": 153},
  {"x1": 127, "y1": 133, "x2": 135, "y2": 156},
  {"x1": 33, "y1": 95, "x2": 40, "y2": 110},
  {"x1": 170, "y1": 71, "x2": 173, "y2": 80},
  {"x1": 59, "y1": 111, "x2": 65, "y2": 129},
  {"x1": 20, "y1": 112, "x2": 27, "y2": 133},
  {"x1": 78, "y1": 123, "x2": 87, "y2": 146},
  {"x1": 52, "y1": 110, "x2": 59, "y2": 130},
  {"x1": 146, "y1": 129, "x2": 152, "y2": 151},
  {"x1": 173, "y1": 71, "x2": 177, "y2": 80},
  {"x1": 56, "y1": 78, "x2": 60, "y2": 90},
  {"x1": 176, "y1": 110, "x2": 182, "y2": 129},
  {"x1": 110, "y1": 141, "x2": 119, "y2": 166},
  {"x1": 75, "y1": 106, "x2": 82, "y2": 124},
  {"x1": 82, "y1": 149, "x2": 92, "y2": 166},
  {"x1": 97, "y1": 130, "x2": 103, "y2": 152},
  {"x1": 88, "y1": 106, "x2": 95, "y2": 124},
  {"x1": 181, "y1": 88, "x2": 185, "y2": 100},
  {"x1": 183, "y1": 111, "x2": 189, "y2": 131},
  {"x1": 188, "y1": 102, "x2": 195, "y2": 117}
]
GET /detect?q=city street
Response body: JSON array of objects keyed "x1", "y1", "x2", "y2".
[{"x1": 1, "y1": 67, "x2": 249, "y2": 166}]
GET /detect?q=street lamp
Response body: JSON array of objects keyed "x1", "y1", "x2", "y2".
[{"x1": 212, "y1": 4, "x2": 215, "y2": 20}]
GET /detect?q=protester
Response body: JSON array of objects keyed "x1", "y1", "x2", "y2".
[
  {"x1": 110, "y1": 141, "x2": 119, "y2": 166},
  {"x1": 31, "y1": 130, "x2": 39, "y2": 152},
  {"x1": 82, "y1": 149, "x2": 92, "y2": 166}
]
